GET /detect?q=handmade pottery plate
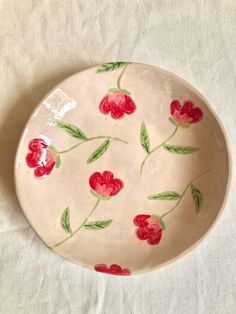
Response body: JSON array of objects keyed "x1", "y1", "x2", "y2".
[{"x1": 15, "y1": 62, "x2": 230, "y2": 276}]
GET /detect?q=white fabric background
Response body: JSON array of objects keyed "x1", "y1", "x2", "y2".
[{"x1": 0, "y1": 1, "x2": 235, "y2": 313}]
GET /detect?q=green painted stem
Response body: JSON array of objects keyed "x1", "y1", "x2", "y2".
[
  {"x1": 160, "y1": 169, "x2": 210, "y2": 219},
  {"x1": 140, "y1": 126, "x2": 179, "y2": 175},
  {"x1": 117, "y1": 64, "x2": 128, "y2": 90},
  {"x1": 52, "y1": 198, "x2": 101, "y2": 249},
  {"x1": 58, "y1": 136, "x2": 127, "y2": 154}
]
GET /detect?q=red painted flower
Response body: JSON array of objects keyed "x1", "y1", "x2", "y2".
[
  {"x1": 99, "y1": 91, "x2": 136, "y2": 119},
  {"x1": 170, "y1": 100, "x2": 203, "y2": 126},
  {"x1": 89, "y1": 171, "x2": 124, "y2": 197},
  {"x1": 26, "y1": 138, "x2": 56, "y2": 178},
  {"x1": 134, "y1": 214, "x2": 163, "y2": 245},
  {"x1": 94, "y1": 264, "x2": 131, "y2": 276}
]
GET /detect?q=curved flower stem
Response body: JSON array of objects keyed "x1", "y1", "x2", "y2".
[
  {"x1": 140, "y1": 126, "x2": 179, "y2": 175},
  {"x1": 160, "y1": 169, "x2": 210, "y2": 219},
  {"x1": 52, "y1": 198, "x2": 101, "y2": 249},
  {"x1": 117, "y1": 64, "x2": 129, "y2": 90},
  {"x1": 58, "y1": 136, "x2": 127, "y2": 154}
]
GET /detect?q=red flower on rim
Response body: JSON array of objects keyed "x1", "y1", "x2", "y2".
[
  {"x1": 89, "y1": 171, "x2": 124, "y2": 197},
  {"x1": 170, "y1": 100, "x2": 203, "y2": 126},
  {"x1": 26, "y1": 138, "x2": 56, "y2": 178},
  {"x1": 99, "y1": 91, "x2": 136, "y2": 119},
  {"x1": 94, "y1": 264, "x2": 131, "y2": 276},
  {"x1": 134, "y1": 214, "x2": 163, "y2": 245}
]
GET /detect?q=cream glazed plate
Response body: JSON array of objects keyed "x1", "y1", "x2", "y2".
[{"x1": 15, "y1": 62, "x2": 230, "y2": 276}]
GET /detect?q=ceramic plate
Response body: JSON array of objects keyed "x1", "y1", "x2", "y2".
[{"x1": 15, "y1": 62, "x2": 230, "y2": 276}]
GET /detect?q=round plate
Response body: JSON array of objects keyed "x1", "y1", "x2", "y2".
[{"x1": 15, "y1": 62, "x2": 230, "y2": 276}]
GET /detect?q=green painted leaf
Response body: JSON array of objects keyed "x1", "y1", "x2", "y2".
[
  {"x1": 168, "y1": 117, "x2": 189, "y2": 128},
  {"x1": 89, "y1": 189, "x2": 111, "y2": 200},
  {"x1": 61, "y1": 207, "x2": 72, "y2": 234},
  {"x1": 181, "y1": 123, "x2": 190, "y2": 128},
  {"x1": 191, "y1": 184, "x2": 203, "y2": 213},
  {"x1": 140, "y1": 122, "x2": 150, "y2": 153},
  {"x1": 148, "y1": 191, "x2": 181, "y2": 200},
  {"x1": 87, "y1": 139, "x2": 110, "y2": 164},
  {"x1": 152, "y1": 215, "x2": 166, "y2": 230},
  {"x1": 48, "y1": 145, "x2": 58, "y2": 154},
  {"x1": 90, "y1": 189, "x2": 99, "y2": 198},
  {"x1": 169, "y1": 117, "x2": 178, "y2": 126},
  {"x1": 96, "y1": 62, "x2": 130, "y2": 73},
  {"x1": 152, "y1": 214, "x2": 160, "y2": 219},
  {"x1": 163, "y1": 144, "x2": 199, "y2": 154},
  {"x1": 84, "y1": 220, "x2": 112, "y2": 230},
  {"x1": 119, "y1": 88, "x2": 131, "y2": 95},
  {"x1": 160, "y1": 219, "x2": 166, "y2": 230},
  {"x1": 108, "y1": 87, "x2": 119, "y2": 93},
  {"x1": 55, "y1": 121, "x2": 87, "y2": 140},
  {"x1": 100, "y1": 195, "x2": 112, "y2": 201},
  {"x1": 108, "y1": 87, "x2": 131, "y2": 95},
  {"x1": 55, "y1": 154, "x2": 61, "y2": 168}
]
